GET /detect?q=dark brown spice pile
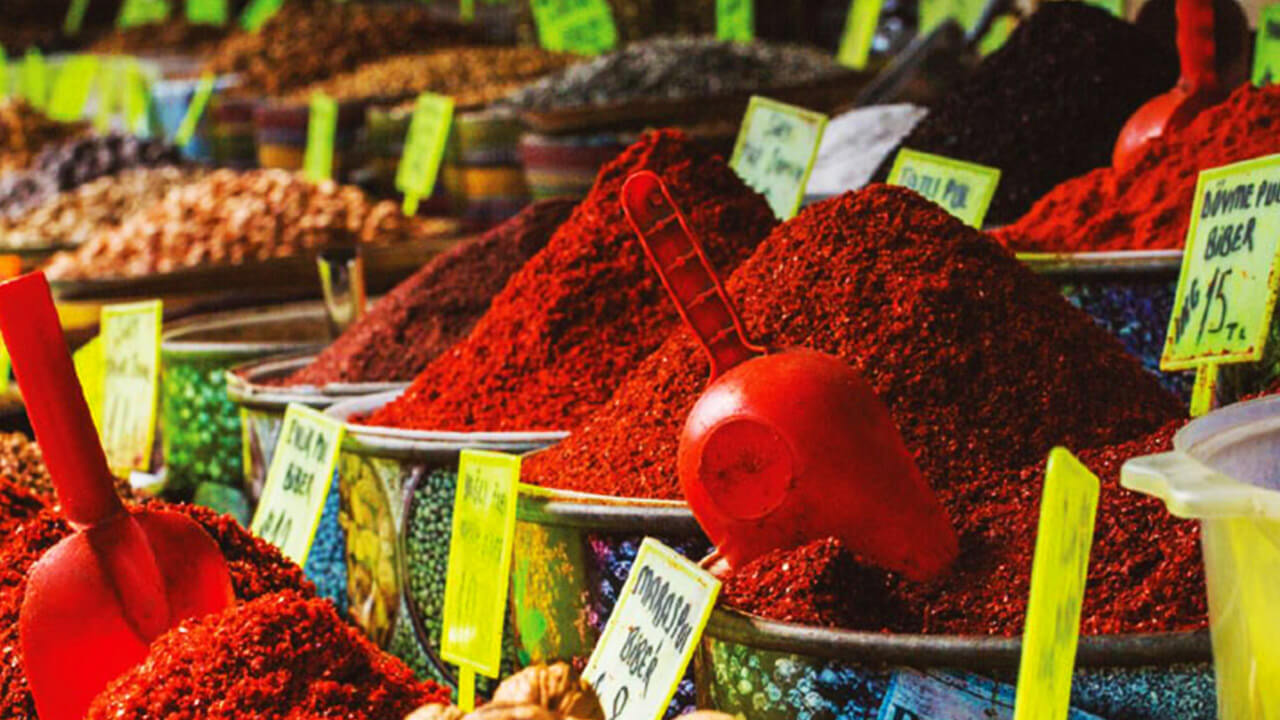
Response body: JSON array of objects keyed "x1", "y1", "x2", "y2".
[{"x1": 286, "y1": 199, "x2": 575, "y2": 387}]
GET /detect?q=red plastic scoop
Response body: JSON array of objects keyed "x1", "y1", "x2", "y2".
[
  {"x1": 0, "y1": 272, "x2": 234, "y2": 720},
  {"x1": 1113, "y1": 0, "x2": 1221, "y2": 171},
  {"x1": 620, "y1": 171, "x2": 958, "y2": 581}
]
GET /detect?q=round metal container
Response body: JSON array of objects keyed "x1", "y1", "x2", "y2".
[
  {"x1": 698, "y1": 609, "x2": 1214, "y2": 720},
  {"x1": 160, "y1": 301, "x2": 331, "y2": 509},
  {"x1": 323, "y1": 390, "x2": 563, "y2": 685}
]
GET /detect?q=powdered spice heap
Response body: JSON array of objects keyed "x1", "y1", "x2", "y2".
[
  {"x1": 287, "y1": 199, "x2": 575, "y2": 386},
  {"x1": 87, "y1": 592, "x2": 448, "y2": 720},
  {"x1": 996, "y1": 83, "x2": 1280, "y2": 251},
  {"x1": 525, "y1": 185, "x2": 1183, "y2": 499},
  {"x1": 367, "y1": 130, "x2": 775, "y2": 431},
  {"x1": 722, "y1": 420, "x2": 1207, "y2": 635}
]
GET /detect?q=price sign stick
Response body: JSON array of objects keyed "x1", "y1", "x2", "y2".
[
  {"x1": 22, "y1": 49, "x2": 49, "y2": 111},
  {"x1": 1012, "y1": 448, "x2": 1100, "y2": 720},
  {"x1": 396, "y1": 92, "x2": 454, "y2": 217},
  {"x1": 65, "y1": 0, "x2": 92, "y2": 35},
  {"x1": 836, "y1": 0, "x2": 882, "y2": 70},
  {"x1": 1189, "y1": 362, "x2": 1219, "y2": 417},
  {"x1": 174, "y1": 72, "x2": 214, "y2": 147}
]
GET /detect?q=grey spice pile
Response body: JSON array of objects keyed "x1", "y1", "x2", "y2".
[{"x1": 501, "y1": 36, "x2": 847, "y2": 111}]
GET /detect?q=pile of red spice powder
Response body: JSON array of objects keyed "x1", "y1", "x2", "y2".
[
  {"x1": 285, "y1": 199, "x2": 576, "y2": 386},
  {"x1": 0, "y1": 475, "x2": 46, "y2": 536},
  {"x1": 365, "y1": 129, "x2": 775, "y2": 432},
  {"x1": 525, "y1": 185, "x2": 1184, "y2": 500},
  {"x1": 86, "y1": 591, "x2": 448, "y2": 720},
  {"x1": 996, "y1": 82, "x2": 1280, "y2": 251},
  {"x1": 723, "y1": 419, "x2": 1207, "y2": 635},
  {"x1": 0, "y1": 503, "x2": 313, "y2": 718}
]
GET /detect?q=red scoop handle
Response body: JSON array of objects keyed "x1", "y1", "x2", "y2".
[
  {"x1": 622, "y1": 171, "x2": 764, "y2": 380},
  {"x1": 1178, "y1": 0, "x2": 1217, "y2": 92},
  {"x1": 0, "y1": 272, "x2": 122, "y2": 526}
]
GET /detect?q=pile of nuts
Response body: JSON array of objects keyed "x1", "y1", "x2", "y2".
[
  {"x1": 43, "y1": 169, "x2": 451, "y2": 280},
  {"x1": 286, "y1": 47, "x2": 580, "y2": 110},
  {"x1": 204, "y1": 3, "x2": 485, "y2": 97},
  {"x1": 0, "y1": 99, "x2": 89, "y2": 175},
  {"x1": 0, "y1": 166, "x2": 207, "y2": 249}
]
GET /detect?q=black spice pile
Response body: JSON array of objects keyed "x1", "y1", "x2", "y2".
[{"x1": 873, "y1": 2, "x2": 1178, "y2": 224}]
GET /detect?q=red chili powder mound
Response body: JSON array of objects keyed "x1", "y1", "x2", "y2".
[
  {"x1": 723, "y1": 419, "x2": 1207, "y2": 635},
  {"x1": 0, "y1": 503, "x2": 313, "y2": 718},
  {"x1": 995, "y1": 82, "x2": 1280, "y2": 252},
  {"x1": 365, "y1": 129, "x2": 775, "y2": 432},
  {"x1": 86, "y1": 591, "x2": 447, "y2": 720},
  {"x1": 285, "y1": 199, "x2": 576, "y2": 386},
  {"x1": 524, "y1": 185, "x2": 1184, "y2": 500}
]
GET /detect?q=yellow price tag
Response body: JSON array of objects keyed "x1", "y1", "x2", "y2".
[
  {"x1": 0, "y1": 46, "x2": 8, "y2": 99},
  {"x1": 716, "y1": 0, "x2": 753, "y2": 43},
  {"x1": 396, "y1": 92, "x2": 454, "y2": 217},
  {"x1": 73, "y1": 335, "x2": 104, "y2": 430},
  {"x1": 250, "y1": 403, "x2": 343, "y2": 565},
  {"x1": 1256, "y1": 4, "x2": 1280, "y2": 86},
  {"x1": 1012, "y1": 448, "x2": 1100, "y2": 720},
  {"x1": 887, "y1": 148, "x2": 1001, "y2": 227},
  {"x1": 919, "y1": 0, "x2": 987, "y2": 33},
  {"x1": 304, "y1": 92, "x2": 338, "y2": 183},
  {"x1": 124, "y1": 59, "x2": 150, "y2": 134},
  {"x1": 529, "y1": 0, "x2": 619, "y2": 55},
  {"x1": 100, "y1": 300, "x2": 162, "y2": 476},
  {"x1": 729, "y1": 95, "x2": 827, "y2": 220},
  {"x1": 441, "y1": 449, "x2": 520, "y2": 710},
  {"x1": 584, "y1": 538, "x2": 721, "y2": 720},
  {"x1": 1162, "y1": 154, "x2": 1280, "y2": 371},
  {"x1": 186, "y1": 0, "x2": 228, "y2": 25},
  {"x1": 22, "y1": 49, "x2": 49, "y2": 111},
  {"x1": 837, "y1": 0, "x2": 882, "y2": 70},
  {"x1": 48, "y1": 55, "x2": 99, "y2": 123},
  {"x1": 174, "y1": 72, "x2": 214, "y2": 147}
]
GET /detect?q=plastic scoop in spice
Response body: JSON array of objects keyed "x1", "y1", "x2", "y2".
[
  {"x1": 0, "y1": 272, "x2": 234, "y2": 720},
  {"x1": 620, "y1": 172, "x2": 958, "y2": 581}
]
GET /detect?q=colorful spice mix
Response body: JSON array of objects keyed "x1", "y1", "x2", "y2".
[
  {"x1": 366, "y1": 130, "x2": 775, "y2": 432},
  {"x1": 525, "y1": 185, "x2": 1183, "y2": 499},
  {"x1": 872, "y1": 2, "x2": 1177, "y2": 224},
  {"x1": 286, "y1": 199, "x2": 575, "y2": 387},
  {"x1": 0, "y1": 503, "x2": 312, "y2": 718},
  {"x1": 86, "y1": 591, "x2": 448, "y2": 720},
  {"x1": 723, "y1": 419, "x2": 1207, "y2": 635},
  {"x1": 996, "y1": 82, "x2": 1280, "y2": 251}
]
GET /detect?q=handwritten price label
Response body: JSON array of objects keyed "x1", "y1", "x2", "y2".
[
  {"x1": 729, "y1": 95, "x2": 827, "y2": 220},
  {"x1": 1256, "y1": 4, "x2": 1280, "y2": 86},
  {"x1": 584, "y1": 538, "x2": 720, "y2": 720},
  {"x1": 65, "y1": 0, "x2": 92, "y2": 34},
  {"x1": 187, "y1": 0, "x2": 228, "y2": 25},
  {"x1": 837, "y1": 0, "x2": 883, "y2": 70},
  {"x1": 304, "y1": 92, "x2": 338, "y2": 183},
  {"x1": 117, "y1": 0, "x2": 170, "y2": 28},
  {"x1": 239, "y1": 0, "x2": 284, "y2": 31},
  {"x1": 716, "y1": 0, "x2": 753, "y2": 42},
  {"x1": 887, "y1": 148, "x2": 1001, "y2": 227},
  {"x1": 73, "y1": 335, "x2": 104, "y2": 431},
  {"x1": 100, "y1": 300, "x2": 162, "y2": 476},
  {"x1": 919, "y1": 0, "x2": 986, "y2": 33},
  {"x1": 441, "y1": 450, "x2": 520, "y2": 710},
  {"x1": 1013, "y1": 448, "x2": 1099, "y2": 720},
  {"x1": 530, "y1": 0, "x2": 619, "y2": 55},
  {"x1": 250, "y1": 403, "x2": 343, "y2": 565},
  {"x1": 396, "y1": 92, "x2": 454, "y2": 217},
  {"x1": 22, "y1": 49, "x2": 49, "y2": 111},
  {"x1": 174, "y1": 72, "x2": 214, "y2": 147},
  {"x1": 48, "y1": 55, "x2": 99, "y2": 123},
  {"x1": 1162, "y1": 154, "x2": 1280, "y2": 370}
]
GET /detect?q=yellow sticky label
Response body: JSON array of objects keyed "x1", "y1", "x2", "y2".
[
  {"x1": 529, "y1": 0, "x2": 619, "y2": 55},
  {"x1": 1162, "y1": 154, "x2": 1280, "y2": 370},
  {"x1": 1255, "y1": 4, "x2": 1280, "y2": 86},
  {"x1": 48, "y1": 55, "x2": 99, "y2": 122},
  {"x1": 1190, "y1": 363, "x2": 1219, "y2": 418},
  {"x1": 887, "y1": 148, "x2": 1001, "y2": 227},
  {"x1": 716, "y1": 0, "x2": 753, "y2": 43},
  {"x1": 250, "y1": 403, "x2": 343, "y2": 566},
  {"x1": 304, "y1": 92, "x2": 338, "y2": 183},
  {"x1": 584, "y1": 538, "x2": 721, "y2": 720},
  {"x1": 100, "y1": 300, "x2": 162, "y2": 476},
  {"x1": 837, "y1": 0, "x2": 882, "y2": 70},
  {"x1": 174, "y1": 72, "x2": 213, "y2": 147},
  {"x1": 396, "y1": 92, "x2": 454, "y2": 217},
  {"x1": 1012, "y1": 448, "x2": 1100, "y2": 720},
  {"x1": 73, "y1": 335, "x2": 104, "y2": 431},
  {"x1": 729, "y1": 95, "x2": 827, "y2": 220},
  {"x1": 441, "y1": 450, "x2": 520, "y2": 680}
]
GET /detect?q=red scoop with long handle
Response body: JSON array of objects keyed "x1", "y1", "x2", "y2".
[
  {"x1": 621, "y1": 171, "x2": 958, "y2": 580},
  {"x1": 1113, "y1": 0, "x2": 1221, "y2": 170},
  {"x1": 0, "y1": 272, "x2": 234, "y2": 720}
]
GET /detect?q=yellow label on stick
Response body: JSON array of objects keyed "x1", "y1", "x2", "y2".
[
  {"x1": 187, "y1": 0, "x2": 228, "y2": 25},
  {"x1": 887, "y1": 148, "x2": 1001, "y2": 227},
  {"x1": 124, "y1": 59, "x2": 150, "y2": 134},
  {"x1": 174, "y1": 72, "x2": 214, "y2": 147},
  {"x1": 239, "y1": 0, "x2": 284, "y2": 31},
  {"x1": 65, "y1": 0, "x2": 92, "y2": 35},
  {"x1": 584, "y1": 538, "x2": 721, "y2": 720},
  {"x1": 22, "y1": 49, "x2": 49, "y2": 111},
  {"x1": 250, "y1": 403, "x2": 342, "y2": 565},
  {"x1": 837, "y1": 0, "x2": 882, "y2": 70},
  {"x1": 919, "y1": 0, "x2": 986, "y2": 33},
  {"x1": 118, "y1": 0, "x2": 170, "y2": 27},
  {"x1": 716, "y1": 0, "x2": 753, "y2": 42},
  {"x1": 529, "y1": 0, "x2": 619, "y2": 55},
  {"x1": 1012, "y1": 448, "x2": 1100, "y2": 720},
  {"x1": 1255, "y1": 4, "x2": 1280, "y2": 86},
  {"x1": 1162, "y1": 154, "x2": 1280, "y2": 370},
  {"x1": 73, "y1": 335, "x2": 104, "y2": 430},
  {"x1": 729, "y1": 95, "x2": 827, "y2": 220},
  {"x1": 48, "y1": 55, "x2": 99, "y2": 122},
  {"x1": 396, "y1": 92, "x2": 454, "y2": 217},
  {"x1": 0, "y1": 46, "x2": 8, "y2": 99},
  {"x1": 100, "y1": 300, "x2": 162, "y2": 476},
  {"x1": 304, "y1": 92, "x2": 338, "y2": 183}
]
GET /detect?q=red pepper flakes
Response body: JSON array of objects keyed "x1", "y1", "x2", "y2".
[
  {"x1": 365, "y1": 129, "x2": 775, "y2": 432},
  {"x1": 86, "y1": 591, "x2": 448, "y2": 720},
  {"x1": 996, "y1": 83, "x2": 1280, "y2": 252},
  {"x1": 284, "y1": 199, "x2": 577, "y2": 386},
  {"x1": 525, "y1": 185, "x2": 1184, "y2": 500},
  {"x1": 723, "y1": 420, "x2": 1208, "y2": 635},
  {"x1": 0, "y1": 475, "x2": 46, "y2": 537},
  {"x1": 0, "y1": 503, "x2": 313, "y2": 718}
]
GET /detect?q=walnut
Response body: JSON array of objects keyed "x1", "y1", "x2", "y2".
[
  {"x1": 466, "y1": 703, "x2": 559, "y2": 720},
  {"x1": 490, "y1": 663, "x2": 603, "y2": 720},
  {"x1": 405, "y1": 704, "x2": 466, "y2": 720}
]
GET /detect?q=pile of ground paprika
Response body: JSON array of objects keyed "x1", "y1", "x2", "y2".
[
  {"x1": 525, "y1": 185, "x2": 1183, "y2": 500},
  {"x1": 285, "y1": 199, "x2": 576, "y2": 386},
  {"x1": 996, "y1": 82, "x2": 1280, "y2": 251},
  {"x1": 365, "y1": 129, "x2": 775, "y2": 432}
]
